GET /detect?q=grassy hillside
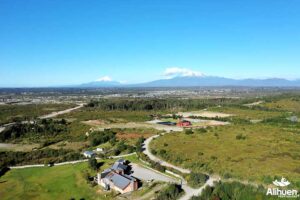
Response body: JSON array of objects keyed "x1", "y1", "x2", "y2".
[
  {"x1": 151, "y1": 123, "x2": 300, "y2": 186},
  {"x1": 263, "y1": 98, "x2": 300, "y2": 113},
  {"x1": 208, "y1": 106, "x2": 283, "y2": 120}
]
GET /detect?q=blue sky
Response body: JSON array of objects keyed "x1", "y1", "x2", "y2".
[{"x1": 0, "y1": 0, "x2": 299, "y2": 87}]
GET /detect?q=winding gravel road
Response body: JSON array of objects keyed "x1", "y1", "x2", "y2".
[
  {"x1": 143, "y1": 134, "x2": 191, "y2": 174},
  {"x1": 0, "y1": 103, "x2": 84, "y2": 134},
  {"x1": 39, "y1": 103, "x2": 84, "y2": 119},
  {"x1": 143, "y1": 133, "x2": 220, "y2": 200}
]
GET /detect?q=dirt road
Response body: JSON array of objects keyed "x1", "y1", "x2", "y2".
[
  {"x1": 39, "y1": 103, "x2": 84, "y2": 119},
  {"x1": 143, "y1": 133, "x2": 220, "y2": 200}
]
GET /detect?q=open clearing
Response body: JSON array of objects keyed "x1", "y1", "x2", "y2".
[
  {"x1": 207, "y1": 106, "x2": 283, "y2": 120},
  {"x1": 150, "y1": 123, "x2": 300, "y2": 185},
  {"x1": 45, "y1": 141, "x2": 88, "y2": 151},
  {"x1": 177, "y1": 111, "x2": 232, "y2": 118},
  {"x1": 263, "y1": 98, "x2": 300, "y2": 112},
  {"x1": 243, "y1": 101, "x2": 264, "y2": 107},
  {"x1": 0, "y1": 143, "x2": 39, "y2": 152},
  {"x1": 92, "y1": 122, "x2": 184, "y2": 132}
]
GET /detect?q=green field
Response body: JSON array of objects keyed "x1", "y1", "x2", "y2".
[
  {"x1": 0, "y1": 162, "x2": 115, "y2": 200},
  {"x1": 151, "y1": 123, "x2": 300, "y2": 186}
]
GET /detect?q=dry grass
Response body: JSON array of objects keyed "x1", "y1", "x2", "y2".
[{"x1": 150, "y1": 123, "x2": 300, "y2": 184}]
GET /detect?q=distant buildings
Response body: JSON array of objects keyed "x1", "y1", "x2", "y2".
[{"x1": 98, "y1": 159, "x2": 138, "y2": 194}]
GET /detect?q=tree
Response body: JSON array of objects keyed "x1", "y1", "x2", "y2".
[
  {"x1": 155, "y1": 184, "x2": 183, "y2": 200},
  {"x1": 135, "y1": 136, "x2": 145, "y2": 152},
  {"x1": 88, "y1": 158, "x2": 98, "y2": 170},
  {"x1": 188, "y1": 172, "x2": 209, "y2": 187}
]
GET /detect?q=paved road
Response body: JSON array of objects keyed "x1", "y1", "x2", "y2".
[
  {"x1": 130, "y1": 163, "x2": 177, "y2": 183},
  {"x1": 143, "y1": 134, "x2": 191, "y2": 174}
]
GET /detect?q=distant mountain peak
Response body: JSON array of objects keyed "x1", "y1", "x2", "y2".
[
  {"x1": 96, "y1": 76, "x2": 113, "y2": 82},
  {"x1": 163, "y1": 67, "x2": 206, "y2": 78},
  {"x1": 79, "y1": 74, "x2": 300, "y2": 88}
]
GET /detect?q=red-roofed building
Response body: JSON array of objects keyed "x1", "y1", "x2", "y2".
[{"x1": 177, "y1": 120, "x2": 192, "y2": 127}]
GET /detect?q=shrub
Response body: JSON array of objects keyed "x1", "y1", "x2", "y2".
[
  {"x1": 236, "y1": 134, "x2": 246, "y2": 140},
  {"x1": 90, "y1": 130, "x2": 116, "y2": 146},
  {"x1": 88, "y1": 158, "x2": 98, "y2": 170},
  {"x1": 135, "y1": 136, "x2": 145, "y2": 152},
  {"x1": 188, "y1": 172, "x2": 209, "y2": 187},
  {"x1": 185, "y1": 129, "x2": 194, "y2": 135},
  {"x1": 155, "y1": 184, "x2": 183, "y2": 200}
]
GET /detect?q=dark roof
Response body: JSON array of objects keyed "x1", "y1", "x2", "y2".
[
  {"x1": 100, "y1": 159, "x2": 136, "y2": 190},
  {"x1": 111, "y1": 162, "x2": 127, "y2": 171},
  {"x1": 109, "y1": 173, "x2": 132, "y2": 189},
  {"x1": 101, "y1": 168, "x2": 112, "y2": 178},
  {"x1": 116, "y1": 158, "x2": 125, "y2": 164}
]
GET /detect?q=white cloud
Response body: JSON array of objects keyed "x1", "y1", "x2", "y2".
[
  {"x1": 163, "y1": 67, "x2": 205, "y2": 77},
  {"x1": 96, "y1": 76, "x2": 112, "y2": 82}
]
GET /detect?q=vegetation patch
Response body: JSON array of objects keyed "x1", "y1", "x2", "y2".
[
  {"x1": 191, "y1": 181, "x2": 277, "y2": 200},
  {"x1": 0, "y1": 103, "x2": 75, "y2": 125},
  {"x1": 154, "y1": 183, "x2": 184, "y2": 200},
  {"x1": 0, "y1": 162, "x2": 115, "y2": 200},
  {"x1": 151, "y1": 123, "x2": 300, "y2": 184}
]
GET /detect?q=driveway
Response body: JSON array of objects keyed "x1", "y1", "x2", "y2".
[
  {"x1": 130, "y1": 163, "x2": 177, "y2": 183},
  {"x1": 143, "y1": 134, "x2": 191, "y2": 174},
  {"x1": 143, "y1": 133, "x2": 220, "y2": 200}
]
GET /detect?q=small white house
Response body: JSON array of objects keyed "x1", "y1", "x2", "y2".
[
  {"x1": 83, "y1": 151, "x2": 95, "y2": 158},
  {"x1": 96, "y1": 148, "x2": 104, "y2": 152}
]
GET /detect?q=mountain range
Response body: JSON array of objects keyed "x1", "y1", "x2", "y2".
[{"x1": 80, "y1": 76, "x2": 300, "y2": 88}]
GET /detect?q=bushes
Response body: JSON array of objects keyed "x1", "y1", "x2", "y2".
[
  {"x1": 184, "y1": 129, "x2": 194, "y2": 135},
  {"x1": 193, "y1": 181, "x2": 270, "y2": 200},
  {"x1": 151, "y1": 149, "x2": 157, "y2": 155},
  {"x1": 135, "y1": 136, "x2": 145, "y2": 152},
  {"x1": 195, "y1": 128, "x2": 207, "y2": 134},
  {"x1": 0, "y1": 119, "x2": 68, "y2": 142},
  {"x1": 236, "y1": 134, "x2": 246, "y2": 140},
  {"x1": 86, "y1": 98, "x2": 243, "y2": 112},
  {"x1": 88, "y1": 158, "x2": 98, "y2": 170},
  {"x1": 187, "y1": 172, "x2": 209, "y2": 188},
  {"x1": 90, "y1": 130, "x2": 116, "y2": 146},
  {"x1": 155, "y1": 184, "x2": 183, "y2": 200},
  {"x1": 151, "y1": 161, "x2": 166, "y2": 172},
  {"x1": 0, "y1": 149, "x2": 83, "y2": 166}
]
